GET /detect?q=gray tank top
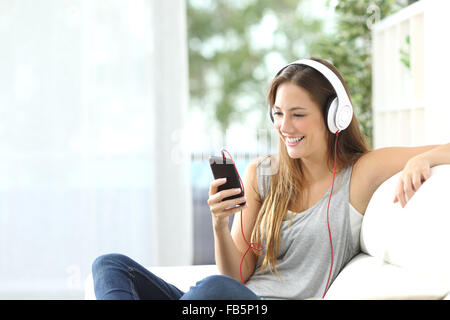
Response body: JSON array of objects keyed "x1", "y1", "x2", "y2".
[{"x1": 245, "y1": 154, "x2": 360, "y2": 299}]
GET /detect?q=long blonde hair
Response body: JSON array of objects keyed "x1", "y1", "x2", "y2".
[{"x1": 250, "y1": 57, "x2": 370, "y2": 276}]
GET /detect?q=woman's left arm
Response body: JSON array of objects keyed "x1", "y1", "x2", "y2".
[
  {"x1": 356, "y1": 143, "x2": 450, "y2": 209},
  {"x1": 393, "y1": 142, "x2": 450, "y2": 208}
]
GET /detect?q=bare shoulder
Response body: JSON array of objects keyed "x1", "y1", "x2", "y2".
[
  {"x1": 242, "y1": 156, "x2": 263, "y2": 203},
  {"x1": 242, "y1": 154, "x2": 274, "y2": 204}
]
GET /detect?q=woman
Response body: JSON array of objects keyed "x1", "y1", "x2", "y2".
[{"x1": 92, "y1": 57, "x2": 450, "y2": 300}]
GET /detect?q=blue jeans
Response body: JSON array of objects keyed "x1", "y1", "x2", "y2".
[{"x1": 92, "y1": 253, "x2": 260, "y2": 300}]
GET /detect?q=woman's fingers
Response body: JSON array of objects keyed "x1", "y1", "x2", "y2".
[
  {"x1": 211, "y1": 201, "x2": 247, "y2": 219},
  {"x1": 398, "y1": 184, "x2": 407, "y2": 208},
  {"x1": 209, "y1": 178, "x2": 227, "y2": 196},
  {"x1": 210, "y1": 196, "x2": 246, "y2": 212},
  {"x1": 207, "y1": 178, "x2": 246, "y2": 223},
  {"x1": 411, "y1": 173, "x2": 423, "y2": 192},
  {"x1": 393, "y1": 157, "x2": 432, "y2": 208},
  {"x1": 394, "y1": 170, "x2": 430, "y2": 208},
  {"x1": 394, "y1": 177, "x2": 407, "y2": 208},
  {"x1": 403, "y1": 175, "x2": 415, "y2": 204},
  {"x1": 422, "y1": 168, "x2": 431, "y2": 181},
  {"x1": 208, "y1": 186, "x2": 242, "y2": 205}
]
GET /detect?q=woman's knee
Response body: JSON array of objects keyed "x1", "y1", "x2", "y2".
[
  {"x1": 92, "y1": 253, "x2": 132, "y2": 276},
  {"x1": 200, "y1": 275, "x2": 237, "y2": 288},
  {"x1": 181, "y1": 275, "x2": 259, "y2": 300}
]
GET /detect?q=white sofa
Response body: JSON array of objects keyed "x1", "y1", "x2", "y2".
[{"x1": 85, "y1": 164, "x2": 450, "y2": 300}]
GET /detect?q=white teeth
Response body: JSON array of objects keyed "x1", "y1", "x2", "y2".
[{"x1": 286, "y1": 136, "x2": 304, "y2": 143}]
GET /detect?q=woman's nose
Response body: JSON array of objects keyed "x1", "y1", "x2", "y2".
[{"x1": 279, "y1": 116, "x2": 293, "y2": 132}]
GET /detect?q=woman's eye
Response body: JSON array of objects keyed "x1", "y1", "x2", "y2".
[{"x1": 272, "y1": 111, "x2": 305, "y2": 117}]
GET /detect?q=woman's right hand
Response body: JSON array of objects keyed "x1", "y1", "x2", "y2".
[{"x1": 207, "y1": 178, "x2": 247, "y2": 230}]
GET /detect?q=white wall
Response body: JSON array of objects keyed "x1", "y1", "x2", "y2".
[
  {"x1": 424, "y1": 0, "x2": 450, "y2": 144},
  {"x1": 0, "y1": 0, "x2": 191, "y2": 298},
  {"x1": 372, "y1": 0, "x2": 450, "y2": 149}
]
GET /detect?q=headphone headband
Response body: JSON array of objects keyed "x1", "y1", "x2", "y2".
[{"x1": 277, "y1": 59, "x2": 351, "y2": 107}]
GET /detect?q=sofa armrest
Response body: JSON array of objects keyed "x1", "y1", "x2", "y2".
[{"x1": 360, "y1": 164, "x2": 450, "y2": 285}]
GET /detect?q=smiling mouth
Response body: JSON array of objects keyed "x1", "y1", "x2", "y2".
[{"x1": 284, "y1": 136, "x2": 305, "y2": 146}]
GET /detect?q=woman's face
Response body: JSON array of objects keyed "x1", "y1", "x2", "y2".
[{"x1": 272, "y1": 82, "x2": 328, "y2": 160}]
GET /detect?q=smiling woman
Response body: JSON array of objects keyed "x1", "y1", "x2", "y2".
[
  {"x1": 90, "y1": 53, "x2": 450, "y2": 300},
  {"x1": 268, "y1": 58, "x2": 368, "y2": 178},
  {"x1": 239, "y1": 57, "x2": 450, "y2": 300},
  {"x1": 252, "y1": 58, "x2": 369, "y2": 285}
]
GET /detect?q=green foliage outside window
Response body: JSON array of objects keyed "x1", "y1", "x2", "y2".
[{"x1": 187, "y1": 0, "x2": 409, "y2": 148}]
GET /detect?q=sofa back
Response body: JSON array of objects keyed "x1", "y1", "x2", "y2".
[{"x1": 360, "y1": 164, "x2": 450, "y2": 284}]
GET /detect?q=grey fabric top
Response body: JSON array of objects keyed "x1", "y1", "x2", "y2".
[{"x1": 244, "y1": 154, "x2": 360, "y2": 299}]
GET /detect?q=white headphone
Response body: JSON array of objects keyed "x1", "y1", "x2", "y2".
[{"x1": 270, "y1": 59, "x2": 353, "y2": 134}]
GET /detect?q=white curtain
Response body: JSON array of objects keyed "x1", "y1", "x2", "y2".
[{"x1": 0, "y1": 0, "x2": 191, "y2": 298}]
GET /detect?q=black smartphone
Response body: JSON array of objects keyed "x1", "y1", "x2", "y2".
[{"x1": 209, "y1": 155, "x2": 246, "y2": 206}]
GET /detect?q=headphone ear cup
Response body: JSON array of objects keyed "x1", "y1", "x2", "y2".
[{"x1": 326, "y1": 96, "x2": 339, "y2": 134}]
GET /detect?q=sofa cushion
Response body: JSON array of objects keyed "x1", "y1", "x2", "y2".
[
  {"x1": 325, "y1": 253, "x2": 449, "y2": 299},
  {"x1": 360, "y1": 164, "x2": 450, "y2": 285}
]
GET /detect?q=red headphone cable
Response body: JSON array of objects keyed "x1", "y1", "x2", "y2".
[
  {"x1": 221, "y1": 148, "x2": 264, "y2": 285},
  {"x1": 321, "y1": 130, "x2": 340, "y2": 299}
]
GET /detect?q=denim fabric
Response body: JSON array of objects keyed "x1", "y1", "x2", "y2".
[{"x1": 92, "y1": 253, "x2": 260, "y2": 300}]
